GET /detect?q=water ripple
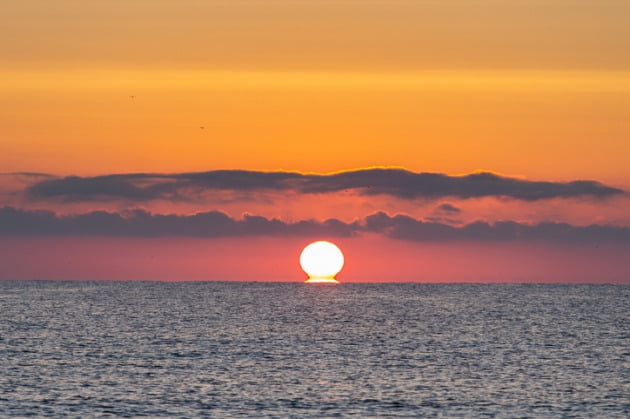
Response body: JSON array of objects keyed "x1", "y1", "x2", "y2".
[{"x1": 0, "y1": 281, "x2": 628, "y2": 417}]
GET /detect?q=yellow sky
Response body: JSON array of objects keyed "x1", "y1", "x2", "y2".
[
  {"x1": 4, "y1": 1, "x2": 630, "y2": 71},
  {"x1": 2, "y1": 1, "x2": 629, "y2": 185}
]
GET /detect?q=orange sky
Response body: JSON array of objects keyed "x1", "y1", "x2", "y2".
[
  {"x1": 2, "y1": 69, "x2": 629, "y2": 185},
  {"x1": 2, "y1": 1, "x2": 630, "y2": 184},
  {"x1": 1, "y1": 1, "x2": 629, "y2": 282}
]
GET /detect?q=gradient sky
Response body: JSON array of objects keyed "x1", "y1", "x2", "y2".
[{"x1": 1, "y1": 1, "x2": 629, "y2": 282}]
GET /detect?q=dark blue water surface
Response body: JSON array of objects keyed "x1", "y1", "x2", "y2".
[{"x1": 1, "y1": 281, "x2": 628, "y2": 417}]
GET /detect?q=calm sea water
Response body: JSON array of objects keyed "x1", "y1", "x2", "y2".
[{"x1": 0, "y1": 281, "x2": 628, "y2": 417}]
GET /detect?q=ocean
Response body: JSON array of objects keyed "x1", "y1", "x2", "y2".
[{"x1": 1, "y1": 281, "x2": 628, "y2": 417}]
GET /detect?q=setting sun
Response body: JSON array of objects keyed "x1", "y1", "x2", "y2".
[{"x1": 300, "y1": 241, "x2": 344, "y2": 284}]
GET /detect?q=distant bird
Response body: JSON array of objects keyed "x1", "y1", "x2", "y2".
[
  {"x1": 200, "y1": 126, "x2": 205, "y2": 130},
  {"x1": 129, "y1": 95, "x2": 135, "y2": 99}
]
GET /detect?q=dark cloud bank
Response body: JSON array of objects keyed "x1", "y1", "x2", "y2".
[
  {"x1": 0, "y1": 207, "x2": 358, "y2": 238},
  {"x1": 2, "y1": 206, "x2": 628, "y2": 244},
  {"x1": 24, "y1": 169, "x2": 624, "y2": 202}
]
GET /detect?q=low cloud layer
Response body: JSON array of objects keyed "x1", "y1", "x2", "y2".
[
  {"x1": 0, "y1": 207, "x2": 358, "y2": 238},
  {"x1": 364, "y1": 212, "x2": 629, "y2": 243},
  {"x1": 22, "y1": 168, "x2": 624, "y2": 202},
  {"x1": 2, "y1": 206, "x2": 628, "y2": 243}
]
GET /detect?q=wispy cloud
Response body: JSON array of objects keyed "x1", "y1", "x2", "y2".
[
  {"x1": 2, "y1": 207, "x2": 628, "y2": 244},
  {"x1": 22, "y1": 169, "x2": 624, "y2": 202},
  {"x1": 435, "y1": 203, "x2": 462, "y2": 214},
  {"x1": 0, "y1": 172, "x2": 56, "y2": 178}
]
